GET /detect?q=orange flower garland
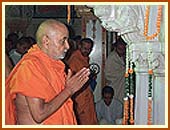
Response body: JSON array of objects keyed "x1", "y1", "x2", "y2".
[
  {"x1": 67, "y1": 5, "x2": 71, "y2": 24},
  {"x1": 129, "y1": 95, "x2": 134, "y2": 125},
  {"x1": 147, "y1": 99, "x2": 152, "y2": 125},
  {"x1": 148, "y1": 69, "x2": 153, "y2": 75},
  {"x1": 144, "y1": 5, "x2": 163, "y2": 125},
  {"x1": 128, "y1": 64, "x2": 134, "y2": 125},
  {"x1": 144, "y1": 5, "x2": 162, "y2": 40},
  {"x1": 122, "y1": 46, "x2": 130, "y2": 125},
  {"x1": 122, "y1": 98, "x2": 129, "y2": 125}
]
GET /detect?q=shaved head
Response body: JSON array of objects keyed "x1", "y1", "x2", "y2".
[
  {"x1": 36, "y1": 19, "x2": 67, "y2": 47},
  {"x1": 35, "y1": 19, "x2": 69, "y2": 60}
]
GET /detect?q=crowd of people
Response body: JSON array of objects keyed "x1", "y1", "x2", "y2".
[
  {"x1": 5, "y1": 33, "x2": 36, "y2": 77},
  {"x1": 5, "y1": 19, "x2": 126, "y2": 125}
]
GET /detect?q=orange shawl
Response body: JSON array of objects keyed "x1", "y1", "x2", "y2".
[
  {"x1": 5, "y1": 44, "x2": 77, "y2": 125},
  {"x1": 67, "y1": 50, "x2": 97, "y2": 125},
  {"x1": 67, "y1": 50, "x2": 89, "y2": 73}
]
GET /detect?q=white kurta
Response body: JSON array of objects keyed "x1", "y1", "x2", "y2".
[
  {"x1": 95, "y1": 98, "x2": 123, "y2": 125},
  {"x1": 104, "y1": 50, "x2": 125, "y2": 103}
]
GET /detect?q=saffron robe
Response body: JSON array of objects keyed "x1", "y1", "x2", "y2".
[
  {"x1": 5, "y1": 44, "x2": 77, "y2": 125},
  {"x1": 67, "y1": 50, "x2": 97, "y2": 125}
]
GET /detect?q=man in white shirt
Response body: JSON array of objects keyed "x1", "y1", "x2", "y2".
[
  {"x1": 9, "y1": 37, "x2": 31, "y2": 65},
  {"x1": 104, "y1": 36, "x2": 126, "y2": 103},
  {"x1": 96, "y1": 86, "x2": 123, "y2": 125}
]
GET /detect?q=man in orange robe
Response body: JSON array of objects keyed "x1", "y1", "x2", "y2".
[
  {"x1": 67, "y1": 38, "x2": 98, "y2": 125},
  {"x1": 5, "y1": 19, "x2": 90, "y2": 125}
]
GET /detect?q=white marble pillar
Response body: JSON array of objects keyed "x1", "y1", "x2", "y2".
[
  {"x1": 88, "y1": 4, "x2": 166, "y2": 125},
  {"x1": 129, "y1": 41, "x2": 165, "y2": 125},
  {"x1": 153, "y1": 75, "x2": 165, "y2": 125},
  {"x1": 135, "y1": 73, "x2": 149, "y2": 124},
  {"x1": 86, "y1": 19, "x2": 103, "y2": 102}
]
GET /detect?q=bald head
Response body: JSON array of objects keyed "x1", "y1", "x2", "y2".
[
  {"x1": 35, "y1": 19, "x2": 70, "y2": 60},
  {"x1": 36, "y1": 19, "x2": 68, "y2": 47}
]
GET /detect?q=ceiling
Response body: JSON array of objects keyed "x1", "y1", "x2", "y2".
[{"x1": 6, "y1": 5, "x2": 96, "y2": 19}]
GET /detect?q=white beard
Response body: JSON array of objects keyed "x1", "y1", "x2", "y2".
[{"x1": 56, "y1": 49, "x2": 67, "y2": 59}]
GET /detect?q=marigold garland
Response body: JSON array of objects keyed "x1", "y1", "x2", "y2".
[
  {"x1": 144, "y1": 5, "x2": 162, "y2": 125},
  {"x1": 144, "y1": 5, "x2": 162, "y2": 40},
  {"x1": 67, "y1": 5, "x2": 71, "y2": 24},
  {"x1": 129, "y1": 61, "x2": 134, "y2": 125},
  {"x1": 122, "y1": 46, "x2": 130, "y2": 125},
  {"x1": 147, "y1": 45, "x2": 153, "y2": 125},
  {"x1": 122, "y1": 98, "x2": 129, "y2": 125},
  {"x1": 129, "y1": 95, "x2": 134, "y2": 125},
  {"x1": 122, "y1": 5, "x2": 163, "y2": 125},
  {"x1": 147, "y1": 99, "x2": 152, "y2": 125}
]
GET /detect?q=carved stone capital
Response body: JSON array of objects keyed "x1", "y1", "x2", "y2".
[{"x1": 129, "y1": 41, "x2": 165, "y2": 75}]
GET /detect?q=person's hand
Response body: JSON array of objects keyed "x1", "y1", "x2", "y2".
[{"x1": 65, "y1": 68, "x2": 90, "y2": 95}]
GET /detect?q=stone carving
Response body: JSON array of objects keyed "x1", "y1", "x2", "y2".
[
  {"x1": 128, "y1": 41, "x2": 165, "y2": 74},
  {"x1": 88, "y1": 4, "x2": 166, "y2": 125},
  {"x1": 87, "y1": 5, "x2": 146, "y2": 43},
  {"x1": 88, "y1": 5, "x2": 165, "y2": 44}
]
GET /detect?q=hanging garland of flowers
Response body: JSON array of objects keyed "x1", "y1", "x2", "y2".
[
  {"x1": 122, "y1": 45, "x2": 130, "y2": 125},
  {"x1": 122, "y1": 45, "x2": 135, "y2": 125},
  {"x1": 144, "y1": 5, "x2": 162, "y2": 40},
  {"x1": 144, "y1": 5, "x2": 162, "y2": 125},
  {"x1": 147, "y1": 47, "x2": 153, "y2": 125},
  {"x1": 122, "y1": 5, "x2": 162, "y2": 125},
  {"x1": 67, "y1": 5, "x2": 71, "y2": 24},
  {"x1": 129, "y1": 61, "x2": 134, "y2": 125},
  {"x1": 147, "y1": 73, "x2": 153, "y2": 125},
  {"x1": 122, "y1": 97, "x2": 129, "y2": 125}
]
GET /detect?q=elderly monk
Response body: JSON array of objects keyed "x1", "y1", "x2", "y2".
[
  {"x1": 67, "y1": 38, "x2": 97, "y2": 125},
  {"x1": 5, "y1": 19, "x2": 90, "y2": 125}
]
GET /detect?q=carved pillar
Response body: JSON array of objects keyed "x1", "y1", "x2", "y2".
[
  {"x1": 129, "y1": 41, "x2": 165, "y2": 125},
  {"x1": 88, "y1": 5, "x2": 166, "y2": 125}
]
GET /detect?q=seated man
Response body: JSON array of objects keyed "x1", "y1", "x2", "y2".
[{"x1": 96, "y1": 86, "x2": 123, "y2": 125}]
